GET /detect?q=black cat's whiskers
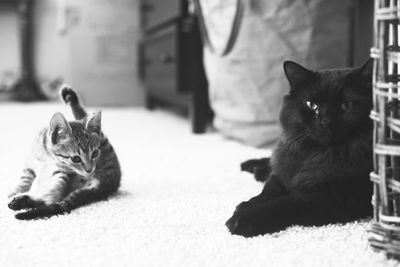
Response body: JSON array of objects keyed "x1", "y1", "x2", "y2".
[{"x1": 287, "y1": 130, "x2": 309, "y2": 147}]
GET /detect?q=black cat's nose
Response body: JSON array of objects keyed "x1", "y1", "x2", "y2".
[{"x1": 319, "y1": 119, "x2": 330, "y2": 127}]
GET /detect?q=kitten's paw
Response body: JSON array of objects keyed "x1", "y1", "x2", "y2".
[
  {"x1": 8, "y1": 195, "x2": 41, "y2": 211},
  {"x1": 60, "y1": 85, "x2": 78, "y2": 105}
]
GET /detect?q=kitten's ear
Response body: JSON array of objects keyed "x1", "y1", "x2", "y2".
[
  {"x1": 357, "y1": 58, "x2": 373, "y2": 81},
  {"x1": 49, "y1": 112, "x2": 72, "y2": 144},
  {"x1": 86, "y1": 111, "x2": 102, "y2": 135},
  {"x1": 283, "y1": 61, "x2": 314, "y2": 88}
]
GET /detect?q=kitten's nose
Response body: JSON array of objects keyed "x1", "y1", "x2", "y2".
[{"x1": 84, "y1": 166, "x2": 94, "y2": 173}]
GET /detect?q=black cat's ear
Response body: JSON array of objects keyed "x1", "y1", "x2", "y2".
[
  {"x1": 49, "y1": 112, "x2": 72, "y2": 144},
  {"x1": 86, "y1": 111, "x2": 102, "y2": 135},
  {"x1": 283, "y1": 61, "x2": 314, "y2": 88},
  {"x1": 357, "y1": 58, "x2": 373, "y2": 81}
]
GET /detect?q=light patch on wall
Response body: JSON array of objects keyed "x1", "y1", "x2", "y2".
[
  {"x1": 97, "y1": 35, "x2": 133, "y2": 64},
  {"x1": 65, "y1": 0, "x2": 143, "y2": 106},
  {"x1": 34, "y1": 0, "x2": 143, "y2": 106}
]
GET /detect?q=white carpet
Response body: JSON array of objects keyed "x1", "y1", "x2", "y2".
[{"x1": 0, "y1": 103, "x2": 397, "y2": 267}]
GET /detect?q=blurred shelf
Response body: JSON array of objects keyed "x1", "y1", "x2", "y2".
[
  {"x1": 0, "y1": 92, "x2": 14, "y2": 101},
  {"x1": 141, "y1": 0, "x2": 212, "y2": 134}
]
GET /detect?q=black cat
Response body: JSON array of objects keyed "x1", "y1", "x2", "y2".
[{"x1": 226, "y1": 59, "x2": 374, "y2": 237}]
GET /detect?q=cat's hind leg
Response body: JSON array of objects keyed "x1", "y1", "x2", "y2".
[
  {"x1": 226, "y1": 190, "x2": 371, "y2": 237},
  {"x1": 8, "y1": 194, "x2": 44, "y2": 211},
  {"x1": 14, "y1": 187, "x2": 105, "y2": 220},
  {"x1": 60, "y1": 85, "x2": 87, "y2": 120},
  {"x1": 15, "y1": 179, "x2": 113, "y2": 220}
]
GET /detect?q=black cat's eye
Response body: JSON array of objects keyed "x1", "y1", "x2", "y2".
[
  {"x1": 341, "y1": 101, "x2": 355, "y2": 111},
  {"x1": 71, "y1": 156, "x2": 82, "y2": 163},
  {"x1": 305, "y1": 100, "x2": 318, "y2": 111},
  {"x1": 91, "y1": 149, "x2": 99, "y2": 159}
]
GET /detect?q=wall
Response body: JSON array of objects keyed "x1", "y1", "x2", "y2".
[
  {"x1": 63, "y1": 0, "x2": 144, "y2": 106},
  {"x1": 34, "y1": 0, "x2": 71, "y2": 95}
]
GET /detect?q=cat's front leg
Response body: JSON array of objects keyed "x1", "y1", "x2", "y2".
[
  {"x1": 226, "y1": 194, "x2": 332, "y2": 237},
  {"x1": 9, "y1": 172, "x2": 72, "y2": 212},
  {"x1": 226, "y1": 196, "x2": 296, "y2": 237},
  {"x1": 39, "y1": 171, "x2": 73, "y2": 204},
  {"x1": 7, "y1": 168, "x2": 42, "y2": 210},
  {"x1": 8, "y1": 168, "x2": 36, "y2": 199},
  {"x1": 234, "y1": 174, "x2": 287, "y2": 211}
]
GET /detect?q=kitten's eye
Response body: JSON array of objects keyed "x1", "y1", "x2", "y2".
[
  {"x1": 341, "y1": 101, "x2": 354, "y2": 110},
  {"x1": 305, "y1": 100, "x2": 318, "y2": 111},
  {"x1": 91, "y1": 149, "x2": 99, "y2": 159},
  {"x1": 71, "y1": 156, "x2": 82, "y2": 163}
]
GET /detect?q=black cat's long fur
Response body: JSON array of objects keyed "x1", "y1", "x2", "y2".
[{"x1": 226, "y1": 59, "x2": 374, "y2": 237}]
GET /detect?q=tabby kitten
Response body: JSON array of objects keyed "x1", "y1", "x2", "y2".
[
  {"x1": 226, "y1": 59, "x2": 373, "y2": 237},
  {"x1": 8, "y1": 86, "x2": 121, "y2": 220}
]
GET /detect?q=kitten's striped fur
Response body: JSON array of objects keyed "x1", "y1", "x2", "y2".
[{"x1": 8, "y1": 86, "x2": 121, "y2": 220}]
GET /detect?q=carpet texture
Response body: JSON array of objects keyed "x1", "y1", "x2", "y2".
[{"x1": 0, "y1": 103, "x2": 397, "y2": 267}]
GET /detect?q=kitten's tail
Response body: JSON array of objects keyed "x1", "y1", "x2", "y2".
[
  {"x1": 60, "y1": 85, "x2": 88, "y2": 120},
  {"x1": 240, "y1": 158, "x2": 271, "y2": 182}
]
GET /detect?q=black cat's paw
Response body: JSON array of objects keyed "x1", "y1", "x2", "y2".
[
  {"x1": 240, "y1": 159, "x2": 266, "y2": 173},
  {"x1": 226, "y1": 201, "x2": 266, "y2": 237},
  {"x1": 226, "y1": 208, "x2": 260, "y2": 237},
  {"x1": 8, "y1": 195, "x2": 36, "y2": 211},
  {"x1": 240, "y1": 158, "x2": 270, "y2": 182},
  {"x1": 60, "y1": 85, "x2": 78, "y2": 105}
]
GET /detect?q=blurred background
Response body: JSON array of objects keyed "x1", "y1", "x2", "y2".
[
  {"x1": 0, "y1": 0, "x2": 373, "y2": 146},
  {"x1": 0, "y1": 0, "x2": 142, "y2": 105},
  {"x1": 1, "y1": 2, "x2": 393, "y2": 265}
]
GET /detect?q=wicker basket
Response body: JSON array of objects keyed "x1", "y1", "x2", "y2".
[{"x1": 368, "y1": 0, "x2": 400, "y2": 259}]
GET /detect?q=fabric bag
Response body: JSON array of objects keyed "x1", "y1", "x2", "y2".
[{"x1": 196, "y1": 0, "x2": 352, "y2": 147}]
